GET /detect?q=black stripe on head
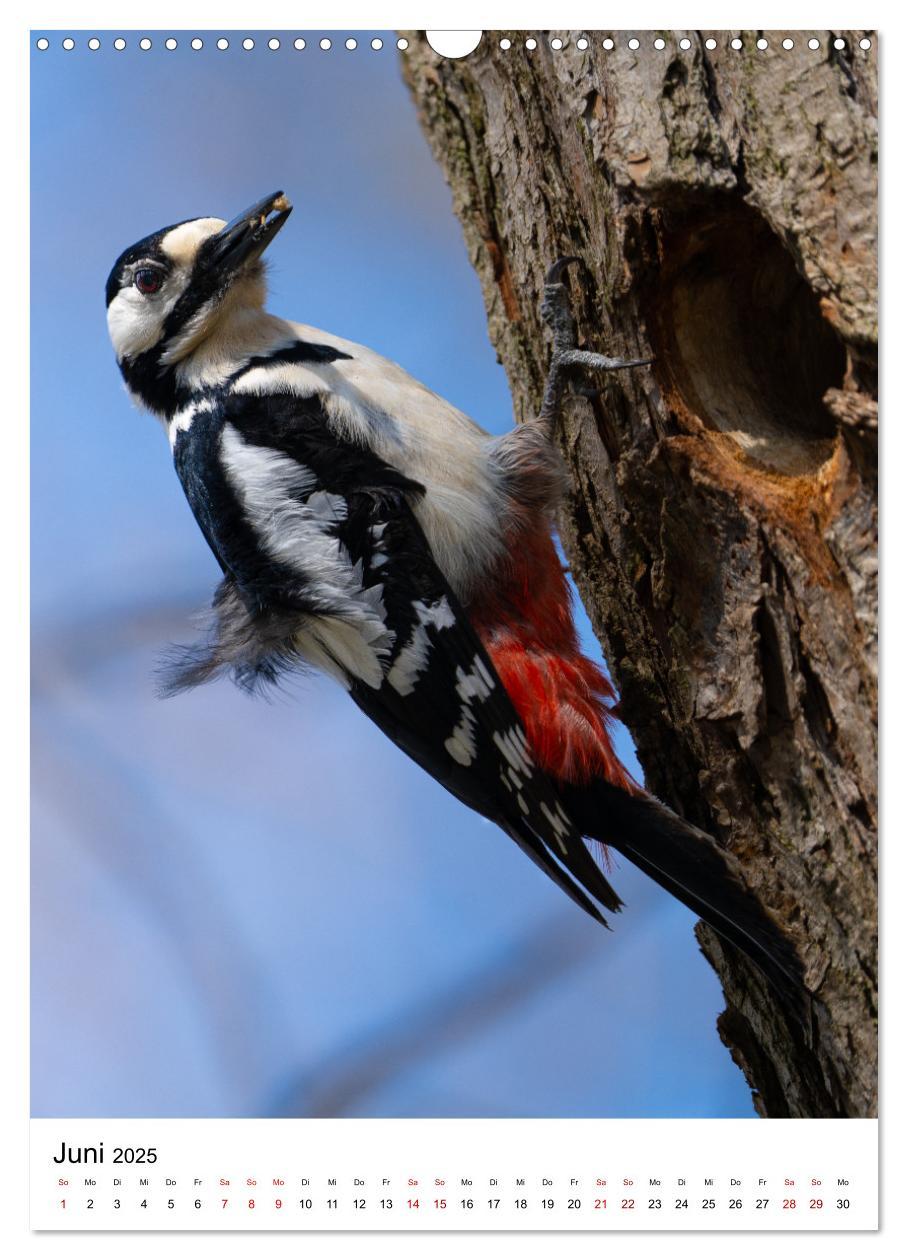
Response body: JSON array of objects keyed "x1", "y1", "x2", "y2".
[{"x1": 157, "y1": 231, "x2": 232, "y2": 345}]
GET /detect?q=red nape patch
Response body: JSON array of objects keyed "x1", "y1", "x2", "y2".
[{"x1": 470, "y1": 529, "x2": 640, "y2": 793}]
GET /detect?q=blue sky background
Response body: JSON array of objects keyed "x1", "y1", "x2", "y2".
[{"x1": 31, "y1": 33, "x2": 753, "y2": 1118}]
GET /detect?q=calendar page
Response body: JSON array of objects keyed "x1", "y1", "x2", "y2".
[{"x1": 29, "y1": 16, "x2": 878, "y2": 1238}]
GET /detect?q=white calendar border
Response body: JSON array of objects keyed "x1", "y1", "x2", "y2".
[{"x1": 6, "y1": 1, "x2": 897, "y2": 1255}]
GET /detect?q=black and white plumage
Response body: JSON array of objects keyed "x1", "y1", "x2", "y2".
[
  {"x1": 105, "y1": 192, "x2": 805, "y2": 1001},
  {"x1": 167, "y1": 384, "x2": 616, "y2": 922}
]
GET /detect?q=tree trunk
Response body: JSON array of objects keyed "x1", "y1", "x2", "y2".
[{"x1": 401, "y1": 30, "x2": 877, "y2": 1118}]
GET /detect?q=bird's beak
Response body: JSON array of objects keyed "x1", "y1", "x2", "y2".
[{"x1": 206, "y1": 191, "x2": 293, "y2": 279}]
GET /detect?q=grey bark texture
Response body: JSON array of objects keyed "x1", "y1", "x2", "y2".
[{"x1": 401, "y1": 30, "x2": 877, "y2": 1119}]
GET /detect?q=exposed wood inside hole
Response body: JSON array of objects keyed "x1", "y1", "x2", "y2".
[{"x1": 647, "y1": 202, "x2": 847, "y2": 476}]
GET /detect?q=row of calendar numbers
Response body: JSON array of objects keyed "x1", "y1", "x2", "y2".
[{"x1": 58, "y1": 1194, "x2": 854, "y2": 1213}]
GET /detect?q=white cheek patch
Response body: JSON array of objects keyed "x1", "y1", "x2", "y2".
[
  {"x1": 160, "y1": 218, "x2": 225, "y2": 267},
  {"x1": 108, "y1": 219, "x2": 226, "y2": 366},
  {"x1": 107, "y1": 285, "x2": 174, "y2": 361}
]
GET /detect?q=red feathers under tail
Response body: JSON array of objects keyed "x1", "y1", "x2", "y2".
[
  {"x1": 470, "y1": 527, "x2": 637, "y2": 793},
  {"x1": 485, "y1": 636, "x2": 636, "y2": 789}
]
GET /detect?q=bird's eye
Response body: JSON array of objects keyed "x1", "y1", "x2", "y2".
[{"x1": 134, "y1": 268, "x2": 164, "y2": 295}]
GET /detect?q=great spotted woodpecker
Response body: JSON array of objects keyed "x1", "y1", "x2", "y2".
[{"x1": 106, "y1": 191, "x2": 803, "y2": 998}]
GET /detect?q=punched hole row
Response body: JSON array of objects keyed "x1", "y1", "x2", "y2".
[
  {"x1": 515, "y1": 34, "x2": 871, "y2": 52},
  {"x1": 36, "y1": 35, "x2": 410, "y2": 52},
  {"x1": 36, "y1": 34, "x2": 873, "y2": 54}
]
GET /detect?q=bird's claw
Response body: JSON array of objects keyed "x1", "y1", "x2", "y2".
[
  {"x1": 545, "y1": 255, "x2": 584, "y2": 286},
  {"x1": 539, "y1": 256, "x2": 653, "y2": 424}
]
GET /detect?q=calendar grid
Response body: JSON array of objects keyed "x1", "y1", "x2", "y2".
[{"x1": 31, "y1": 1118, "x2": 878, "y2": 1231}]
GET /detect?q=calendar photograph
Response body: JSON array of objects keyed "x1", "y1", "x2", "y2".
[{"x1": 31, "y1": 24, "x2": 877, "y2": 1173}]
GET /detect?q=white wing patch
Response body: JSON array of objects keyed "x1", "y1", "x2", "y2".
[
  {"x1": 444, "y1": 655, "x2": 496, "y2": 767},
  {"x1": 220, "y1": 423, "x2": 392, "y2": 688},
  {"x1": 387, "y1": 598, "x2": 457, "y2": 697},
  {"x1": 230, "y1": 360, "x2": 326, "y2": 401}
]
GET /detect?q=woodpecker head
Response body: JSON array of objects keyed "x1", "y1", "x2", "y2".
[{"x1": 105, "y1": 190, "x2": 292, "y2": 414}]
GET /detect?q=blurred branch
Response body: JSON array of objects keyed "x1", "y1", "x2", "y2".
[
  {"x1": 32, "y1": 595, "x2": 203, "y2": 695},
  {"x1": 272, "y1": 909, "x2": 613, "y2": 1118}
]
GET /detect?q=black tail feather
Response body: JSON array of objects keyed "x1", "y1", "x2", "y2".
[
  {"x1": 502, "y1": 821, "x2": 620, "y2": 928},
  {"x1": 560, "y1": 778, "x2": 807, "y2": 1009}
]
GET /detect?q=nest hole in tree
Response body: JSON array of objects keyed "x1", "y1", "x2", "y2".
[{"x1": 646, "y1": 201, "x2": 846, "y2": 477}]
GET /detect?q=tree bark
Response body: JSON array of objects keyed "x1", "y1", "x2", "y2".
[{"x1": 401, "y1": 30, "x2": 877, "y2": 1118}]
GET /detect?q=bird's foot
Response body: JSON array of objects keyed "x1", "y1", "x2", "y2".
[{"x1": 539, "y1": 257, "x2": 653, "y2": 423}]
